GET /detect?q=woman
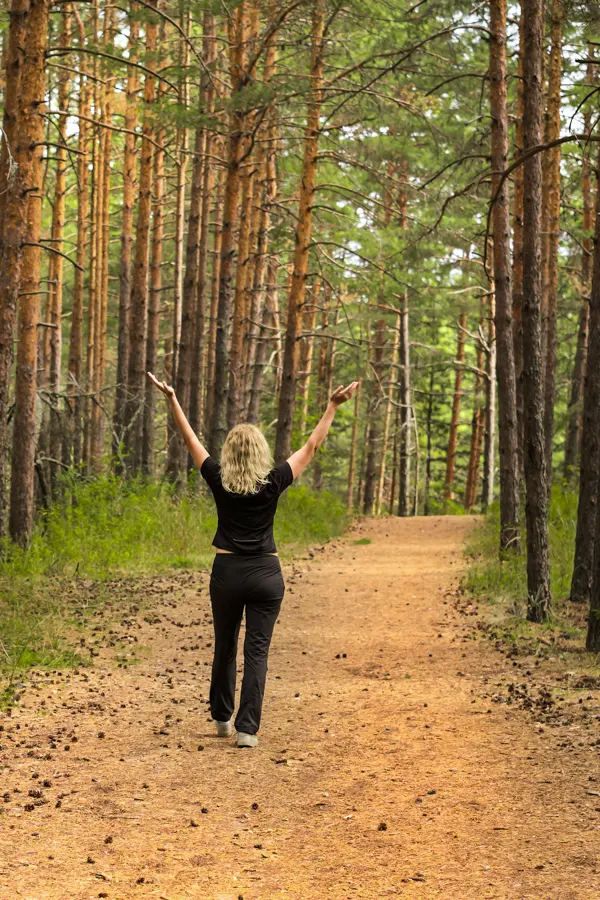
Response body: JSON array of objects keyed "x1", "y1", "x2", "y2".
[{"x1": 147, "y1": 371, "x2": 358, "y2": 748}]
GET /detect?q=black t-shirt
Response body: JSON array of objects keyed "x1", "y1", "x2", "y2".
[{"x1": 200, "y1": 457, "x2": 294, "y2": 554}]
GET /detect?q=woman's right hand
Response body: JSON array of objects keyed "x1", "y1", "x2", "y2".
[
  {"x1": 329, "y1": 381, "x2": 359, "y2": 408},
  {"x1": 147, "y1": 371, "x2": 175, "y2": 398}
]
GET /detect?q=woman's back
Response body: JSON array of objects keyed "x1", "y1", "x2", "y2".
[{"x1": 200, "y1": 457, "x2": 293, "y2": 555}]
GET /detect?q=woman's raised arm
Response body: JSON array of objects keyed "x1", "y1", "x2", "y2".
[
  {"x1": 147, "y1": 372, "x2": 210, "y2": 469},
  {"x1": 287, "y1": 381, "x2": 358, "y2": 480}
]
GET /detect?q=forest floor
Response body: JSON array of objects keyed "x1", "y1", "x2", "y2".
[{"x1": 1, "y1": 515, "x2": 599, "y2": 900}]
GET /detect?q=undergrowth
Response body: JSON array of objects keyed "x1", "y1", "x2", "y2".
[
  {"x1": 0, "y1": 473, "x2": 347, "y2": 691},
  {"x1": 464, "y1": 487, "x2": 600, "y2": 665}
]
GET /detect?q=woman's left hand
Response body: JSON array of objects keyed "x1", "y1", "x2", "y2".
[
  {"x1": 147, "y1": 371, "x2": 175, "y2": 398},
  {"x1": 329, "y1": 381, "x2": 359, "y2": 407}
]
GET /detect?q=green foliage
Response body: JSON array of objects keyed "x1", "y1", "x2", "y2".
[{"x1": 0, "y1": 475, "x2": 347, "y2": 690}]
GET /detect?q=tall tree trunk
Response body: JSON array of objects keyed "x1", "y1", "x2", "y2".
[
  {"x1": 397, "y1": 296, "x2": 412, "y2": 516},
  {"x1": 124, "y1": 4, "x2": 157, "y2": 473},
  {"x1": 297, "y1": 286, "x2": 319, "y2": 437},
  {"x1": 204, "y1": 159, "x2": 226, "y2": 430},
  {"x1": 90, "y1": 3, "x2": 115, "y2": 466},
  {"x1": 142, "y1": 80, "x2": 166, "y2": 476},
  {"x1": 8, "y1": 0, "x2": 50, "y2": 545},
  {"x1": 564, "y1": 56, "x2": 595, "y2": 481},
  {"x1": 465, "y1": 305, "x2": 486, "y2": 511},
  {"x1": 490, "y1": 0, "x2": 520, "y2": 548},
  {"x1": 376, "y1": 312, "x2": 400, "y2": 514},
  {"x1": 522, "y1": 0, "x2": 551, "y2": 621},
  {"x1": 168, "y1": 125, "x2": 204, "y2": 479},
  {"x1": 247, "y1": 256, "x2": 279, "y2": 424},
  {"x1": 512, "y1": 4, "x2": 525, "y2": 476},
  {"x1": 209, "y1": 1, "x2": 251, "y2": 455},
  {"x1": 423, "y1": 366, "x2": 435, "y2": 516},
  {"x1": 113, "y1": 9, "x2": 140, "y2": 466},
  {"x1": 347, "y1": 378, "x2": 361, "y2": 510},
  {"x1": 0, "y1": 0, "x2": 35, "y2": 533},
  {"x1": 189, "y1": 8, "x2": 217, "y2": 446},
  {"x1": 228, "y1": 154, "x2": 257, "y2": 428},
  {"x1": 541, "y1": 0, "x2": 563, "y2": 491},
  {"x1": 274, "y1": 0, "x2": 325, "y2": 463},
  {"x1": 571, "y1": 148, "x2": 600, "y2": 606},
  {"x1": 363, "y1": 319, "x2": 386, "y2": 514},
  {"x1": 482, "y1": 286, "x2": 497, "y2": 509},
  {"x1": 45, "y1": 6, "x2": 71, "y2": 487},
  {"x1": 444, "y1": 313, "x2": 467, "y2": 501}
]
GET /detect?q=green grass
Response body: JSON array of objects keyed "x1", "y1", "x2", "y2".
[
  {"x1": 463, "y1": 487, "x2": 600, "y2": 664},
  {"x1": 0, "y1": 473, "x2": 347, "y2": 692},
  {"x1": 465, "y1": 487, "x2": 577, "y2": 615}
]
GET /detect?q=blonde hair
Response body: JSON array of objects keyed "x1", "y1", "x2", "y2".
[{"x1": 220, "y1": 423, "x2": 273, "y2": 494}]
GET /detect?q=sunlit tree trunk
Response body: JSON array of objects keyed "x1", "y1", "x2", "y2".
[
  {"x1": 91, "y1": 2, "x2": 115, "y2": 465},
  {"x1": 9, "y1": 0, "x2": 50, "y2": 545},
  {"x1": 190, "y1": 8, "x2": 217, "y2": 447},
  {"x1": 443, "y1": 313, "x2": 467, "y2": 501},
  {"x1": 541, "y1": 0, "x2": 563, "y2": 490},
  {"x1": 465, "y1": 304, "x2": 485, "y2": 511},
  {"x1": 124, "y1": 4, "x2": 157, "y2": 473},
  {"x1": 142, "y1": 73, "x2": 166, "y2": 477},
  {"x1": 571, "y1": 148, "x2": 600, "y2": 607},
  {"x1": 512, "y1": 5, "x2": 525, "y2": 474},
  {"x1": 363, "y1": 318, "x2": 386, "y2": 514},
  {"x1": 522, "y1": 0, "x2": 551, "y2": 621},
  {"x1": 397, "y1": 296, "x2": 412, "y2": 516},
  {"x1": 490, "y1": 0, "x2": 520, "y2": 547},
  {"x1": 297, "y1": 284, "x2": 319, "y2": 437},
  {"x1": 274, "y1": 0, "x2": 325, "y2": 463},
  {"x1": 0, "y1": 0, "x2": 34, "y2": 532},
  {"x1": 113, "y1": 9, "x2": 140, "y2": 466},
  {"x1": 204, "y1": 160, "x2": 226, "y2": 430},
  {"x1": 347, "y1": 379, "x2": 361, "y2": 511},
  {"x1": 564, "y1": 55, "x2": 594, "y2": 482},
  {"x1": 210, "y1": 0, "x2": 250, "y2": 455},
  {"x1": 482, "y1": 286, "x2": 497, "y2": 509},
  {"x1": 584, "y1": 160, "x2": 600, "y2": 648},
  {"x1": 376, "y1": 312, "x2": 400, "y2": 514}
]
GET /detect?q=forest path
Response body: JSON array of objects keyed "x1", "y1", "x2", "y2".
[{"x1": 2, "y1": 516, "x2": 599, "y2": 900}]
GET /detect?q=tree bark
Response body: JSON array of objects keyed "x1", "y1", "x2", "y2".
[
  {"x1": 113, "y1": 8, "x2": 140, "y2": 466},
  {"x1": 490, "y1": 0, "x2": 520, "y2": 548},
  {"x1": 522, "y1": 0, "x2": 551, "y2": 621},
  {"x1": 512, "y1": 4, "x2": 525, "y2": 476},
  {"x1": 397, "y1": 296, "x2": 412, "y2": 516},
  {"x1": 347, "y1": 378, "x2": 361, "y2": 511},
  {"x1": 124, "y1": 4, "x2": 157, "y2": 473},
  {"x1": 363, "y1": 319, "x2": 386, "y2": 515},
  {"x1": 142, "y1": 75, "x2": 166, "y2": 477},
  {"x1": 564, "y1": 54, "x2": 595, "y2": 482},
  {"x1": 571, "y1": 148, "x2": 600, "y2": 606},
  {"x1": 0, "y1": 0, "x2": 35, "y2": 533},
  {"x1": 465, "y1": 305, "x2": 486, "y2": 511},
  {"x1": 444, "y1": 313, "x2": 467, "y2": 501},
  {"x1": 541, "y1": 0, "x2": 563, "y2": 491},
  {"x1": 209, "y1": 1, "x2": 250, "y2": 456},
  {"x1": 8, "y1": 0, "x2": 50, "y2": 545},
  {"x1": 274, "y1": 0, "x2": 325, "y2": 464}
]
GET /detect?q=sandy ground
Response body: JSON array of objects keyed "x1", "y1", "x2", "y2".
[{"x1": 1, "y1": 515, "x2": 599, "y2": 900}]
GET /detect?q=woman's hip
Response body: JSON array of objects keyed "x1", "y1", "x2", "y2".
[{"x1": 210, "y1": 553, "x2": 284, "y2": 602}]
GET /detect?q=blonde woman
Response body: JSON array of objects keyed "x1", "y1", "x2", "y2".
[{"x1": 147, "y1": 371, "x2": 358, "y2": 748}]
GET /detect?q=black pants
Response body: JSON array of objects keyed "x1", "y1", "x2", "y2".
[{"x1": 209, "y1": 553, "x2": 285, "y2": 735}]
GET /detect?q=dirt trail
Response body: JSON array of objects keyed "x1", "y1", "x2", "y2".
[{"x1": 1, "y1": 516, "x2": 599, "y2": 899}]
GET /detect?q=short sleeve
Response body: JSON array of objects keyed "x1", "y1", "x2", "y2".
[
  {"x1": 270, "y1": 461, "x2": 294, "y2": 496},
  {"x1": 200, "y1": 457, "x2": 221, "y2": 489}
]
